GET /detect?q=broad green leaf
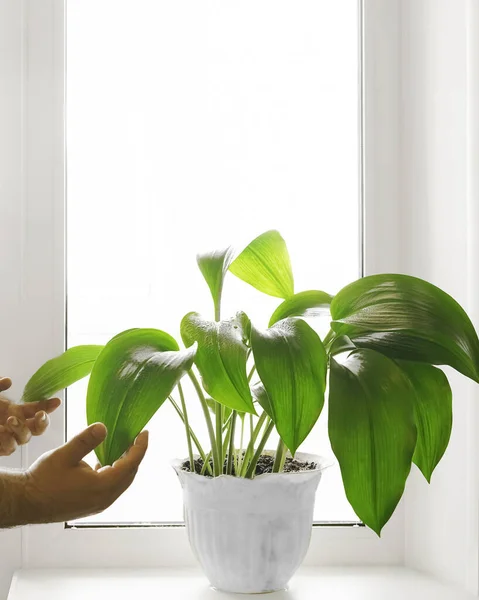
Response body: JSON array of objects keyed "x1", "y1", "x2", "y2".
[
  {"x1": 197, "y1": 246, "x2": 235, "y2": 320},
  {"x1": 235, "y1": 311, "x2": 252, "y2": 345},
  {"x1": 398, "y1": 361, "x2": 452, "y2": 483},
  {"x1": 250, "y1": 318, "x2": 327, "y2": 455},
  {"x1": 87, "y1": 329, "x2": 196, "y2": 465},
  {"x1": 22, "y1": 345, "x2": 104, "y2": 402},
  {"x1": 269, "y1": 290, "x2": 333, "y2": 326},
  {"x1": 229, "y1": 230, "x2": 294, "y2": 298},
  {"x1": 330, "y1": 274, "x2": 479, "y2": 383},
  {"x1": 329, "y1": 349, "x2": 417, "y2": 535},
  {"x1": 180, "y1": 312, "x2": 256, "y2": 414},
  {"x1": 251, "y1": 382, "x2": 273, "y2": 418},
  {"x1": 329, "y1": 335, "x2": 356, "y2": 356}
]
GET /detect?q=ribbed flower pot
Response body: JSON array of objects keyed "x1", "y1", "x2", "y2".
[{"x1": 173, "y1": 452, "x2": 329, "y2": 594}]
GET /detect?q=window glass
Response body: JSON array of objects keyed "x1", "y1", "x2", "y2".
[{"x1": 67, "y1": 0, "x2": 360, "y2": 524}]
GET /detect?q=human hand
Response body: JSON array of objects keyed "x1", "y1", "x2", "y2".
[
  {"x1": 23, "y1": 423, "x2": 148, "y2": 523},
  {"x1": 0, "y1": 377, "x2": 61, "y2": 456}
]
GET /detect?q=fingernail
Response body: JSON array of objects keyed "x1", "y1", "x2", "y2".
[
  {"x1": 138, "y1": 430, "x2": 149, "y2": 443},
  {"x1": 92, "y1": 422, "x2": 107, "y2": 437},
  {"x1": 39, "y1": 411, "x2": 47, "y2": 422},
  {"x1": 9, "y1": 417, "x2": 19, "y2": 427}
]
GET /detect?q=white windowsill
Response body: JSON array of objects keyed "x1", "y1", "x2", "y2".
[{"x1": 7, "y1": 567, "x2": 476, "y2": 600}]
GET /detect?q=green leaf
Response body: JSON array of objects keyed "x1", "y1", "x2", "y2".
[
  {"x1": 251, "y1": 382, "x2": 273, "y2": 418},
  {"x1": 328, "y1": 349, "x2": 417, "y2": 535},
  {"x1": 180, "y1": 312, "x2": 256, "y2": 414},
  {"x1": 197, "y1": 246, "x2": 235, "y2": 320},
  {"x1": 329, "y1": 335, "x2": 356, "y2": 356},
  {"x1": 330, "y1": 274, "x2": 479, "y2": 383},
  {"x1": 250, "y1": 318, "x2": 327, "y2": 454},
  {"x1": 397, "y1": 361, "x2": 453, "y2": 483},
  {"x1": 87, "y1": 328, "x2": 196, "y2": 465},
  {"x1": 229, "y1": 230, "x2": 294, "y2": 298},
  {"x1": 22, "y1": 345, "x2": 104, "y2": 402},
  {"x1": 235, "y1": 311, "x2": 252, "y2": 345},
  {"x1": 269, "y1": 290, "x2": 333, "y2": 326}
]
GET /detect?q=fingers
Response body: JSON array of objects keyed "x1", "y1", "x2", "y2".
[
  {"x1": 0, "y1": 430, "x2": 17, "y2": 456},
  {"x1": 0, "y1": 409, "x2": 50, "y2": 450},
  {"x1": 114, "y1": 430, "x2": 149, "y2": 473},
  {"x1": 0, "y1": 410, "x2": 50, "y2": 444},
  {"x1": 6, "y1": 416, "x2": 32, "y2": 445},
  {"x1": 57, "y1": 423, "x2": 107, "y2": 465},
  {"x1": 19, "y1": 397, "x2": 61, "y2": 419},
  {"x1": 26, "y1": 411, "x2": 50, "y2": 436},
  {"x1": 8, "y1": 398, "x2": 60, "y2": 438},
  {"x1": 100, "y1": 431, "x2": 149, "y2": 487},
  {"x1": 0, "y1": 377, "x2": 12, "y2": 393}
]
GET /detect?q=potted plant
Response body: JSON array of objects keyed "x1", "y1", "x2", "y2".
[{"x1": 23, "y1": 230, "x2": 479, "y2": 593}]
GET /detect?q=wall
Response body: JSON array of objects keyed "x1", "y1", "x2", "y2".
[
  {"x1": 401, "y1": 0, "x2": 479, "y2": 594},
  {"x1": 0, "y1": 2, "x2": 26, "y2": 598},
  {"x1": 1, "y1": 0, "x2": 66, "y2": 595}
]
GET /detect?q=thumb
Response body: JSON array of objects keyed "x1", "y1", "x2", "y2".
[
  {"x1": 58, "y1": 423, "x2": 107, "y2": 465},
  {"x1": 0, "y1": 377, "x2": 12, "y2": 393}
]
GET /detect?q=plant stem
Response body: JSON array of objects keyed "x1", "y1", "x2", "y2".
[
  {"x1": 239, "y1": 411, "x2": 268, "y2": 477},
  {"x1": 201, "y1": 451, "x2": 212, "y2": 475},
  {"x1": 245, "y1": 419, "x2": 275, "y2": 479},
  {"x1": 168, "y1": 396, "x2": 212, "y2": 476},
  {"x1": 216, "y1": 404, "x2": 223, "y2": 473},
  {"x1": 323, "y1": 328, "x2": 336, "y2": 353},
  {"x1": 188, "y1": 370, "x2": 220, "y2": 476},
  {"x1": 272, "y1": 438, "x2": 287, "y2": 473},
  {"x1": 222, "y1": 417, "x2": 233, "y2": 472},
  {"x1": 226, "y1": 411, "x2": 237, "y2": 475},
  {"x1": 247, "y1": 364, "x2": 256, "y2": 383},
  {"x1": 178, "y1": 382, "x2": 195, "y2": 473},
  {"x1": 222, "y1": 412, "x2": 233, "y2": 432},
  {"x1": 214, "y1": 292, "x2": 222, "y2": 471},
  {"x1": 236, "y1": 415, "x2": 245, "y2": 473}
]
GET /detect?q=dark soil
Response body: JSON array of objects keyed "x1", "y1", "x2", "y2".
[{"x1": 181, "y1": 454, "x2": 317, "y2": 477}]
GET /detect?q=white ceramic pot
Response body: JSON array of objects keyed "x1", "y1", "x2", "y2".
[{"x1": 172, "y1": 451, "x2": 329, "y2": 594}]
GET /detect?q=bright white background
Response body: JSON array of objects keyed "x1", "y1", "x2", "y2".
[
  {"x1": 2, "y1": 1, "x2": 479, "y2": 599},
  {"x1": 66, "y1": 0, "x2": 359, "y2": 524}
]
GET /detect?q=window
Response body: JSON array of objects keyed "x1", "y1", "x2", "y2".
[
  {"x1": 6, "y1": 0, "x2": 477, "y2": 588},
  {"x1": 65, "y1": 0, "x2": 360, "y2": 525}
]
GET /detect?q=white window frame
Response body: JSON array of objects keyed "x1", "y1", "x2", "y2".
[
  {"x1": 3, "y1": 0, "x2": 479, "y2": 587},
  {"x1": 7, "y1": 0, "x2": 404, "y2": 569}
]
